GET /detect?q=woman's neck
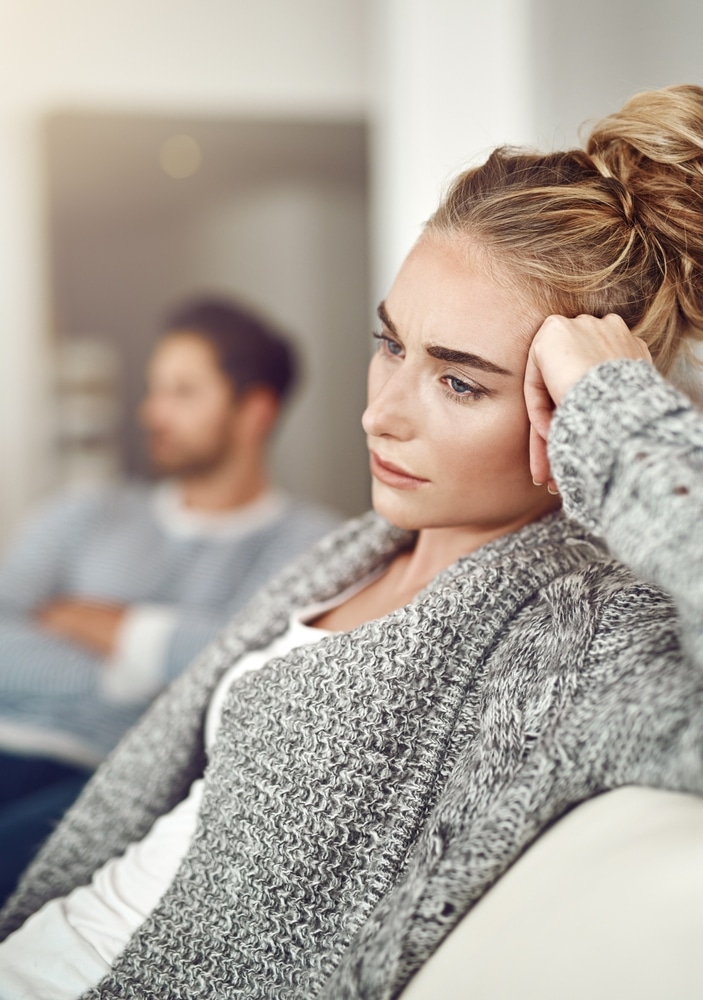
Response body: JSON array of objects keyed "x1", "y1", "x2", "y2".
[
  {"x1": 398, "y1": 511, "x2": 554, "y2": 594},
  {"x1": 313, "y1": 513, "x2": 555, "y2": 634}
]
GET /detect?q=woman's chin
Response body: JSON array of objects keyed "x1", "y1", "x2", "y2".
[{"x1": 371, "y1": 493, "x2": 424, "y2": 532}]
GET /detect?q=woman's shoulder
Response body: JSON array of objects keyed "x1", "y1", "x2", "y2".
[
  {"x1": 537, "y1": 536, "x2": 677, "y2": 636},
  {"x1": 522, "y1": 544, "x2": 687, "y2": 700},
  {"x1": 442, "y1": 510, "x2": 671, "y2": 621},
  {"x1": 460, "y1": 514, "x2": 681, "y2": 659},
  {"x1": 477, "y1": 538, "x2": 690, "y2": 726}
]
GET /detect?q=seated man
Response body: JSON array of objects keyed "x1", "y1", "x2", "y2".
[{"x1": 0, "y1": 296, "x2": 340, "y2": 901}]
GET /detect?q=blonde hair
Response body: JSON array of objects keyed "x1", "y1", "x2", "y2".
[{"x1": 426, "y1": 84, "x2": 703, "y2": 373}]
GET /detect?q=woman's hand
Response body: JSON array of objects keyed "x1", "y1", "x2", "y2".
[{"x1": 524, "y1": 314, "x2": 652, "y2": 490}]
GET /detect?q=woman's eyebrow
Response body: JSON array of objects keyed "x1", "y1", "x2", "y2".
[
  {"x1": 377, "y1": 301, "x2": 513, "y2": 377},
  {"x1": 377, "y1": 301, "x2": 397, "y2": 334},
  {"x1": 425, "y1": 344, "x2": 513, "y2": 377}
]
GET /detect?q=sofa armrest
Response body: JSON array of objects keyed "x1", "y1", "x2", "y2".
[{"x1": 400, "y1": 787, "x2": 703, "y2": 1000}]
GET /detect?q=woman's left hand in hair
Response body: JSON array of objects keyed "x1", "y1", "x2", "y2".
[{"x1": 524, "y1": 313, "x2": 652, "y2": 490}]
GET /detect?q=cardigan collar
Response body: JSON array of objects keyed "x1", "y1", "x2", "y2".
[{"x1": 218, "y1": 508, "x2": 604, "y2": 667}]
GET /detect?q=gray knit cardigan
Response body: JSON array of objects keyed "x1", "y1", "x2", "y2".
[{"x1": 1, "y1": 360, "x2": 702, "y2": 999}]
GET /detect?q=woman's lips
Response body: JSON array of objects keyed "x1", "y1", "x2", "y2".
[{"x1": 369, "y1": 451, "x2": 429, "y2": 490}]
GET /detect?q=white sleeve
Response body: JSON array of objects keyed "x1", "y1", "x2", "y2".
[{"x1": 100, "y1": 604, "x2": 177, "y2": 703}]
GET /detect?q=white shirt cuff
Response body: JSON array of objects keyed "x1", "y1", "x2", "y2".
[{"x1": 101, "y1": 605, "x2": 176, "y2": 703}]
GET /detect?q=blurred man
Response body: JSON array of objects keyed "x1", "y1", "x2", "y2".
[{"x1": 0, "y1": 297, "x2": 340, "y2": 901}]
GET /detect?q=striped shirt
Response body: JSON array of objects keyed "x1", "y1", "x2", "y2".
[{"x1": 0, "y1": 481, "x2": 340, "y2": 764}]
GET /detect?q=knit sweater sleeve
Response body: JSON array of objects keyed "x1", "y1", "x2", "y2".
[{"x1": 548, "y1": 359, "x2": 703, "y2": 671}]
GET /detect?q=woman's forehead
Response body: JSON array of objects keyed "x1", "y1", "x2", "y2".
[{"x1": 386, "y1": 238, "x2": 545, "y2": 367}]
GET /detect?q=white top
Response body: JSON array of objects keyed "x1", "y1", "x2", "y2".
[{"x1": 0, "y1": 572, "x2": 378, "y2": 999}]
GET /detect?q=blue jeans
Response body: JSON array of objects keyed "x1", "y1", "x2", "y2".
[{"x1": 0, "y1": 752, "x2": 92, "y2": 908}]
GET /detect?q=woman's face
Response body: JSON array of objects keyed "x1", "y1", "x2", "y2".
[{"x1": 363, "y1": 236, "x2": 559, "y2": 540}]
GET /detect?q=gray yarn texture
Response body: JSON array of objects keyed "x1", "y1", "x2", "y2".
[{"x1": 0, "y1": 360, "x2": 701, "y2": 1000}]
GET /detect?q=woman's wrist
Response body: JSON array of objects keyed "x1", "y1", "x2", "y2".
[{"x1": 547, "y1": 359, "x2": 680, "y2": 530}]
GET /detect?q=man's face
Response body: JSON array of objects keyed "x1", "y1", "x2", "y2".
[{"x1": 140, "y1": 332, "x2": 239, "y2": 477}]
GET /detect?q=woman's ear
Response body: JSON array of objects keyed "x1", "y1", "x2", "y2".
[{"x1": 529, "y1": 423, "x2": 553, "y2": 492}]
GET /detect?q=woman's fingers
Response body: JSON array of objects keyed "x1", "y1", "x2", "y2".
[
  {"x1": 524, "y1": 350, "x2": 555, "y2": 485},
  {"x1": 527, "y1": 314, "x2": 652, "y2": 408},
  {"x1": 524, "y1": 347, "x2": 556, "y2": 440},
  {"x1": 524, "y1": 313, "x2": 652, "y2": 492},
  {"x1": 529, "y1": 423, "x2": 551, "y2": 487}
]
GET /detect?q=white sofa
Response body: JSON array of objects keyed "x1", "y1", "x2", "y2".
[{"x1": 399, "y1": 787, "x2": 703, "y2": 1000}]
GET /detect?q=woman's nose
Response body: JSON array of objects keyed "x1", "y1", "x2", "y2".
[{"x1": 362, "y1": 361, "x2": 415, "y2": 440}]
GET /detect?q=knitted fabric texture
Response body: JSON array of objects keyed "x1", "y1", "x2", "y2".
[{"x1": 0, "y1": 360, "x2": 701, "y2": 1000}]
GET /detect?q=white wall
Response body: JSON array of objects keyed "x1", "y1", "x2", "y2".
[
  {"x1": 369, "y1": 0, "x2": 703, "y2": 298},
  {"x1": 0, "y1": 0, "x2": 371, "y2": 542},
  {"x1": 0, "y1": 0, "x2": 369, "y2": 115},
  {"x1": 530, "y1": 0, "x2": 703, "y2": 149},
  {"x1": 183, "y1": 180, "x2": 371, "y2": 514},
  {"x1": 369, "y1": 0, "x2": 535, "y2": 301}
]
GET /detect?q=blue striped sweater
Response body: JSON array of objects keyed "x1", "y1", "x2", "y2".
[{"x1": 0, "y1": 483, "x2": 339, "y2": 762}]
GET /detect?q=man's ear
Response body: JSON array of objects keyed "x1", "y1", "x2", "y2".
[{"x1": 234, "y1": 386, "x2": 281, "y2": 445}]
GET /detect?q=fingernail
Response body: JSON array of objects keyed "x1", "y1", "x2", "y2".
[
  {"x1": 547, "y1": 484, "x2": 560, "y2": 495},
  {"x1": 532, "y1": 478, "x2": 544, "y2": 487}
]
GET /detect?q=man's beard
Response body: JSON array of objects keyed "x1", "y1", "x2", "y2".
[{"x1": 147, "y1": 434, "x2": 233, "y2": 479}]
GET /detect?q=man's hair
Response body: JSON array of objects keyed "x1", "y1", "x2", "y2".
[{"x1": 162, "y1": 296, "x2": 297, "y2": 401}]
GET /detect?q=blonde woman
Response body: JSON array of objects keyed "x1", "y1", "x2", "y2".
[{"x1": 0, "y1": 84, "x2": 701, "y2": 1000}]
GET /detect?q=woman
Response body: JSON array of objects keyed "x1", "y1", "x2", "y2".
[{"x1": 0, "y1": 84, "x2": 702, "y2": 999}]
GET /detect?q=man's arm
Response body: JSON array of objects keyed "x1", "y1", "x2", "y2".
[
  {"x1": 0, "y1": 492, "x2": 102, "y2": 618},
  {"x1": 35, "y1": 599, "x2": 126, "y2": 656},
  {"x1": 0, "y1": 493, "x2": 114, "y2": 698},
  {"x1": 98, "y1": 503, "x2": 343, "y2": 702}
]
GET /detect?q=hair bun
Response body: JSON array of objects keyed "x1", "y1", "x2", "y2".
[
  {"x1": 587, "y1": 84, "x2": 703, "y2": 179},
  {"x1": 586, "y1": 84, "x2": 703, "y2": 367},
  {"x1": 586, "y1": 84, "x2": 703, "y2": 237},
  {"x1": 427, "y1": 84, "x2": 703, "y2": 373}
]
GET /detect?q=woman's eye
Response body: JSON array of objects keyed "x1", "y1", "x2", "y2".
[
  {"x1": 444, "y1": 375, "x2": 485, "y2": 402},
  {"x1": 448, "y1": 376, "x2": 472, "y2": 394},
  {"x1": 373, "y1": 331, "x2": 403, "y2": 357}
]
